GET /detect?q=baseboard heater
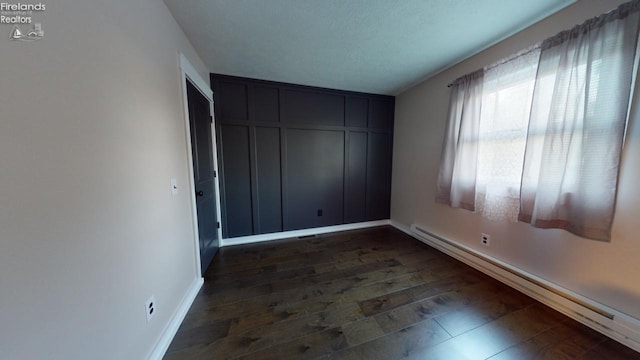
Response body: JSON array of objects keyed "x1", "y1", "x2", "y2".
[{"x1": 410, "y1": 225, "x2": 614, "y2": 320}]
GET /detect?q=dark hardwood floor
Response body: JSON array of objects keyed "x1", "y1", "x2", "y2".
[{"x1": 164, "y1": 226, "x2": 640, "y2": 359}]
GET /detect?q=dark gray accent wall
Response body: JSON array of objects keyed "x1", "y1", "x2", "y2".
[
  {"x1": 212, "y1": 74, "x2": 394, "y2": 238},
  {"x1": 345, "y1": 131, "x2": 368, "y2": 223},
  {"x1": 219, "y1": 125, "x2": 253, "y2": 236},
  {"x1": 282, "y1": 90, "x2": 344, "y2": 126},
  {"x1": 286, "y1": 129, "x2": 345, "y2": 230},
  {"x1": 255, "y1": 127, "x2": 282, "y2": 233},
  {"x1": 366, "y1": 132, "x2": 393, "y2": 220}
]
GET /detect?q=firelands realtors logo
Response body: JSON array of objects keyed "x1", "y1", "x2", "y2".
[{"x1": 1, "y1": 2, "x2": 45, "y2": 41}]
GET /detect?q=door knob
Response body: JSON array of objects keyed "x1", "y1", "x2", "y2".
[{"x1": 196, "y1": 190, "x2": 204, "y2": 197}]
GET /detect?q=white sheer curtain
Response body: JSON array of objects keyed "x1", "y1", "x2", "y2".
[
  {"x1": 476, "y1": 48, "x2": 539, "y2": 221},
  {"x1": 519, "y1": 3, "x2": 640, "y2": 240},
  {"x1": 436, "y1": 1, "x2": 640, "y2": 241},
  {"x1": 436, "y1": 70, "x2": 483, "y2": 211}
]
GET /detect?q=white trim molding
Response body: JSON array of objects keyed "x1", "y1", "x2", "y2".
[
  {"x1": 179, "y1": 54, "x2": 212, "y2": 99},
  {"x1": 221, "y1": 220, "x2": 391, "y2": 247},
  {"x1": 389, "y1": 220, "x2": 640, "y2": 353},
  {"x1": 146, "y1": 277, "x2": 204, "y2": 360},
  {"x1": 178, "y1": 53, "x2": 223, "y2": 278}
]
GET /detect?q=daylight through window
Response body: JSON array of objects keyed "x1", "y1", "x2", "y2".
[{"x1": 436, "y1": 1, "x2": 640, "y2": 241}]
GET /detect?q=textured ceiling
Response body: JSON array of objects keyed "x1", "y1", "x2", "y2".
[{"x1": 164, "y1": 0, "x2": 575, "y2": 95}]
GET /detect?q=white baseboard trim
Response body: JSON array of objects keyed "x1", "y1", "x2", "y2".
[
  {"x1": 389, "y1": 220, "x2": 640, "y2": 353},
  {"x1": 220, "y1": 220, "x2": 391, "y2": 247},
  {"x1": 147, "y1": 277, "x2": 204, "y2": 360}
]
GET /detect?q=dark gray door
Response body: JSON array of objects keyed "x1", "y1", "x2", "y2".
[{"x1": 186, "y1": 80, "x2": 219, "y2": 274}]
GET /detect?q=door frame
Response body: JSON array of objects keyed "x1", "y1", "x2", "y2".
[{"x1": 179, "y1": 53, "x2": 223, "y2": 278}]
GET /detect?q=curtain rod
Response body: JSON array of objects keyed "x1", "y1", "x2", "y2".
[
  {"x1": 446, "y1": 44, "x2": 540, "y2": 88},
  {"x1": 446, "y1": 0, "x2": 640, "y2": 88}
]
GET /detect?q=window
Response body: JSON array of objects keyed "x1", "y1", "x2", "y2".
[
  {"x1": 436, "y1": 1, "x2": 640, "y2": 241},
  {"x1": 475, "y1": 48, "x2": 539, "y2": 221}
]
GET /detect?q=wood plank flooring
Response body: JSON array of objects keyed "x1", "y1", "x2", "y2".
[{"x1": 165, "y1": 226, "x2": 640, "y2": 359}]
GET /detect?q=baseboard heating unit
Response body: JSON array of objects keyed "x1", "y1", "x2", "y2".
[{"x1": 389, "y1": 221, "x2": 640, "y2": 353}]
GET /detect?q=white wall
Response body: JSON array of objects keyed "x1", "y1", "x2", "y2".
[
  {"x1": 392, "y1": 0, "x2": 640, "y2": 321},
  {"x1": 0, "y1": 1, "x2": 209, "y2": 359}
]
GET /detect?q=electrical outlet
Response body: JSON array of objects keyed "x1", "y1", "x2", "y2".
[
  {"x1": 145, "y1": 296, "x2": 156, "y2": 323},
  {"x1": 317, "y1": 209, "x2": 323, "y2": 217},
  {"x1": 481, "y1": 233, "x2": 491, "y2": 246}
]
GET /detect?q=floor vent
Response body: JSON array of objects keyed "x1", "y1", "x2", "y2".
[{"x1": 297, "y1": 234, "x2": 317, "y2": 239}]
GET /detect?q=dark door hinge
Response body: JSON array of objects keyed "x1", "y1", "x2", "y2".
[
  {"x1": 216, "y1": 222, "x2": 220, "y2": 229},
  {"x1": 213, "y1": 170, "x2": 217, "y2": 178},
  {"x1": 210, "y1": 115, "x2": 213, "y2": 123}
]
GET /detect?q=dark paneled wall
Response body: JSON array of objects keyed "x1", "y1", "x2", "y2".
[{"x1": 212, "y1": 75, "x2": 394, "y2": 238}]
